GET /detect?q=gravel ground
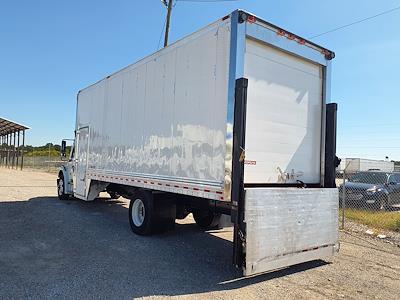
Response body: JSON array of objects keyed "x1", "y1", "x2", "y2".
[
  {"x1": 0, "y1": 168, "x2": 399, "y2": 299},
  {"x1": 343, "y1": 219, "x2": 400, "y2": 247}
]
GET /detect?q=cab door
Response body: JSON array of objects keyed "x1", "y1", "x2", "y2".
[{"x1": 73, "y1": 126, "x2": 90, "y2": 198}]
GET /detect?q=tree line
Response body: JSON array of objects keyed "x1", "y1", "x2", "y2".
[{"x1": 23, "y1": 143, "x2": 71, "y2": 157}]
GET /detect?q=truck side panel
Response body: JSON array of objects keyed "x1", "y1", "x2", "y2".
[{"x1": 76, "y1": 19, "x2": 231, "y2": 197}]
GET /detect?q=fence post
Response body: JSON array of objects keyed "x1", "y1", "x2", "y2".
[
  {"x1": 341, "y1": 170, "x2": 346, "y2": 229},
  {"x1": 48, "y1": 144, "x2": 51, "y2": 172}
]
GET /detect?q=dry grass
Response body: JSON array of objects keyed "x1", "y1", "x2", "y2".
[{"x1": 344, "y1": 208, "x2": 400, "y2": 232}]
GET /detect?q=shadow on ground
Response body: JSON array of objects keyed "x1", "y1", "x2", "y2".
[{"x1": 0, "y1": 196, "x2": 327, "y2": 299}]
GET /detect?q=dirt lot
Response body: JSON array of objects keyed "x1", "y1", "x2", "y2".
[{"x1": 0, "y1": 169, "x2": 399, "y2": 299}]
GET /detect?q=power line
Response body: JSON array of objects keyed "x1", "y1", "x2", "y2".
[{"x1": 309, "y1": 5, "x2": 400, "y2": 39}]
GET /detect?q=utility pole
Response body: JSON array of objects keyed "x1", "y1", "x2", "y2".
[{"x1": 162, "y1": 0, "x2": 173, "y2": 47}]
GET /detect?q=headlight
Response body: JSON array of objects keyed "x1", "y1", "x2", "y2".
[{"x1": 366, "y1": 186, "x2": 383, "y2": 195}]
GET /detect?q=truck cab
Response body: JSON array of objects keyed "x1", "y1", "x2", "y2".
[{"x1": 57, "y1": 139, "x2": 75, "y2": 200}]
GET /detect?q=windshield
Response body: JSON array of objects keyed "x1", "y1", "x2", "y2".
[{"x1": 349, "y1": 172, "x2": 387, "y2": 184}]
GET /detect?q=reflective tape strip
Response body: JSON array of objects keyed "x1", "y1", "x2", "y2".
[{"x1": 86, "y1": 172, "x2": 225, "y2": 201}]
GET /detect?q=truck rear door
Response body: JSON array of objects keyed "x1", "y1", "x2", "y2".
[
  {"x1": 244, "y1": 38, "x2": 324, "y2": 184},
  {"x1": 232, "y1": 32, "x2": 339, "y2": 276}
]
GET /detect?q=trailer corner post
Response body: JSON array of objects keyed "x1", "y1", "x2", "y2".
[
  {"x1": 225, "y1": 9, "x2": 246, "y2": 202},
  {"x1": 324, "y1": 103, "x2": 338, "y2": 188},
  {"x1": 231, "y1": 77, "x2": 248, "y2": 269}
]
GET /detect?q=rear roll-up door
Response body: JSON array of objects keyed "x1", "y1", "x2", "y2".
[{"x1": 244, "y1": 38, "x2": 324, "y2": 185}]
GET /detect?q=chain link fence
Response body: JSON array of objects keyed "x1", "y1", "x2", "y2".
[
  {"x1": 23, "y1": 155, "x2": 63, "y2": 173},
  {"x1": 24, "y1": 145, "x2": 63, "y2": 173},
  {"x1": 336, "y1": 168, "x2": 400, "y2": 233}
]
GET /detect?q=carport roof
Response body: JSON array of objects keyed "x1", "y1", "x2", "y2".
[{"x1": 0, "y1": 117, "x2": 29, "y2": 136}]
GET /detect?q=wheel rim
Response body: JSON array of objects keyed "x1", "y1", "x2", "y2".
[
  {"x1": 131, "y1": 198, "x2": 145, "y2": 227},
  {"x1": 58, "y1": 178, "x2": 64, "y2": 196}
]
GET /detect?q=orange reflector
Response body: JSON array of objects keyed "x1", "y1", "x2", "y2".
[
  {"x1": 277, "y1": 29, "x2": 286, "y2": 36},
  {"x1": 247, "y1": 15, "x2": 256, "y2": 23}
]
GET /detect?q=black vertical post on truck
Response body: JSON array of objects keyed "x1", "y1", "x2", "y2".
[
  {"x1": 231, "y1": 78, "x2": 248, "y2": 269},
  {"x1": 324, "y1": 103, "x2": 338, "y2": 188}
]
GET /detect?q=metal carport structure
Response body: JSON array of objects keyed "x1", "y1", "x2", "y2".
[{"x1": 0, "y1": 117, "x2": 29, "y2": 170}]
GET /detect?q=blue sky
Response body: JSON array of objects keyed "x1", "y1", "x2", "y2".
[{"x1": 1, "y1": 0, "x2": 399, "y2": 160}]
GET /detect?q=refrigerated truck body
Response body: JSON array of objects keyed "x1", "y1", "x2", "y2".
[
  {"x1": 58, "y1": 10, "x2": 339, "y2": 276},
  {"x1": 340, "y1": 158, "x2": 394, "y2": 174}
]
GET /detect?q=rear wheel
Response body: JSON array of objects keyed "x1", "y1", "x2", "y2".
[
  {"x1": 129, "y1": 190, "x2": 154, "y2": 235},
  {"x1": 193, "y1": 210, "x2": 221, "y2": 229},
  {"x1": 57, "y1": 173, "x2": 69, "y2": 200},
  {"x1": 128, "y1": 190, "x2": 176, "y2": 235}
]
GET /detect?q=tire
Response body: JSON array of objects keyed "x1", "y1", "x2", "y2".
[
  {"x1": 193, "y1": 210, "x2": 221, "y2": 229},
  {"x1": 57, "y1": 173, "x2": 69, "y2": 200},
  {"x1": 129, "y1": 190, "x2": 154, "y2": 235}
]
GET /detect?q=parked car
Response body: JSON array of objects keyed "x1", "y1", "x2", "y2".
[{"x1": 339, "y1": 171, "x2": 400, "y2": 210}]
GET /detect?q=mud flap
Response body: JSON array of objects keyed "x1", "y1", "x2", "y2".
[{"x1": 243, "y1": 188, "x2": 339, "y2": 276}]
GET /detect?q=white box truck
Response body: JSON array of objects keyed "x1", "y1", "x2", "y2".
[
  {"x1": 58, "y1": 10, "x2": 339, "y2": 276},
  {"x1": 340, "y1": 158, "x2": 394, "y2": 174}
]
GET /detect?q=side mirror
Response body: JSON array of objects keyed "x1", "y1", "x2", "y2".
[{"x1": 61, "y1": 140, "x2": 67, "y2": 157}]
